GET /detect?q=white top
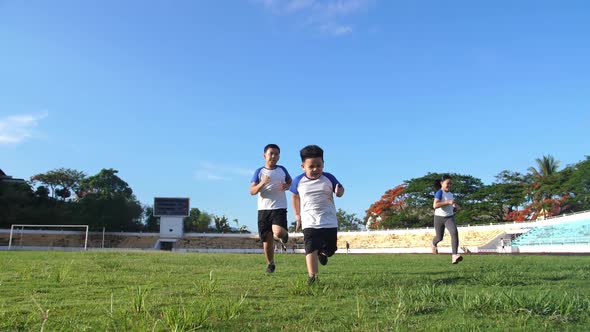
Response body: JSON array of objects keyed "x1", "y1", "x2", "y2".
[
  {"x1": 434, "y1": 189, "x2": 454, "y2": 217},
  {"x1": 251, "y1": 165, "x2": 291, "y2": 210},
  {"x1": 290, "y1": 172, "x2": 342, "y2": 229}
]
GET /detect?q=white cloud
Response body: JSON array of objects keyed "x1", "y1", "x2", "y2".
[
  {"x1": 322, "y1": 0, "x2": 369, "y2": 17},
  {"x1": 256, "y1": 0, "x2": 371, "y2": 36},
  {"x1": 319, "y1": 23, "x2": 354, "y2": 36},
  {"x1": 194, "y1": 162, "x2": 253, "y2": 182},
  {"x1": 284, "y1": 0, "x2": 315, "y2": 13},
  {"x1": 0, "y1": 111, "x2": 48, "y2": 145}
]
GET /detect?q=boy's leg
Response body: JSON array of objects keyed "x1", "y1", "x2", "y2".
[
  {"x1": 271, "y1": 222, "x2": 288, "y2": 252},
  {"x1": 258, "y1": 211, "x2": 275, "y2": 272},
  {"x1": 272, "y1": 224, "x2": 288, "y2": 242},
  {"x1": 318, "y1": 228, "x2": 338, "y2": 265},
  {"x1": 271, "y1": 209, "x2": 289, "y2": 244},
  {"x1": 305, "y1": 250, "x2": 319, "y2": 277},
  {"x1": 263, "y1": 232, "x2": 274, "y2": 265},
  {"x1": 303, "y1": 228, "x2": 320, "y2": 279}
]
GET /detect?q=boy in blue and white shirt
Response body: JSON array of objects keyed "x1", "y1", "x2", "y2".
[
  {"x1": 290, "y1": 145, "x2": 344, "y2": 285},
  {"x1": 250, "y1": 144, "x2": 292, "y2": 273}
]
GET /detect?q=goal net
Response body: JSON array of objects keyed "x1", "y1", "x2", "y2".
[{"x1": 8, "y1": 224, "x2": 89, "y2": 251}]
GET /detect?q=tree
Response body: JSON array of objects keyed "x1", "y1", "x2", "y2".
[
  {"x1": 517, "y1": 155, "x2": 569, "y2": 220},
  {"x1": 76, "y1": 195, "x2": 143, "y2": 231},
  {"x1": 469, "y1": 171, "x2": 527, "y2": 222},
  {"x1": 365, "y1": 184, "x2": 407, "y2": 229},
  {"x1": 55, "y1": 187, "x2": 71, "y2": 200},
  {"x1": 528, "y1": 155, "x2": 560, "y2": 179},
  {"x1": 34, "y1": 186, "x2": 50, "y2": 201},
  {"x1": 288, "y1": 220, "x2": 297, "y2": 232},
  {"x1": 526, "y1": 154, "x2": 561, "y2": 202},
  {"x1": 79, "y1": 168, "x2": 132, "y2": 199},
  {"x1": 56, "y1": 168, "x2": 85, "y2": 199},
  {"x1": 563, "y1": 156, "x2": 590, "y2": 211},
  {"x1": 337, "y1": 209, "x2": 363, "y2": 231},
  {"x1": 183, "y1": 208, "x2": 214, "y2": 232},
  {"x1": 0, "y1": 181, "x2": 35, "y2": 227},
  {"x1": 31, "y1": 168, "x2": 85, "y2": 201},
  {"x1": 232, "y1": 218, "x2": 250, "y2": 233},
  {"x1": 237, "y1": 224, "x2": 250, "y2": 233},
  {"x1": 213, "y1": 215, "x2": 231, "y2": 233},
  {"x1": 30, "y1": 170, "x2": 60, "y2": 199},
  {"x1": 143, "y1": 206, "x2": 159, "y2": 232},
  {"x1": 76, "y1": 169, "x2": 143, "y2": 231}
]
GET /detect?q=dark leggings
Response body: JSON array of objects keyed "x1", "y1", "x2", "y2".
[{"x1": 432, "y1": 215, "x2": 459, "y2": 254}]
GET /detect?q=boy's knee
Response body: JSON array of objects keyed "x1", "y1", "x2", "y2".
[
  {"x1": 321, "y1": 247, "x2": 336, "y2": 257},
  {"x1": 272, "y1": 224, "x2": 286, "y2": 232},
  {"x1": 261, "y1": 231, "x2": 273, "y2": 242}
]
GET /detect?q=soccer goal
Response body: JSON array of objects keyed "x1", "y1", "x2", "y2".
[{"x1": 8, "y1": 224, "x2": 89, "y2": 251}]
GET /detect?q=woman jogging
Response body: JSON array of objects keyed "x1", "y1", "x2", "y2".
[{"x1": 431, "y1": 175, "x2": 463, "y2": 264}]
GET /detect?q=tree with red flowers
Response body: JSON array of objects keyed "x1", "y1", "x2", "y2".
[
  {"x1": 365, "y1": 184, "x2": 407, "y2": 229},
  {"x1": 504, "y1": 155, "x2": 570, "y2": 221}
]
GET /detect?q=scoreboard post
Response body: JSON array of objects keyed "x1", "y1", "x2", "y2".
[{"x1": 154, "y1": 197, "x2": 189, "y2": 241}]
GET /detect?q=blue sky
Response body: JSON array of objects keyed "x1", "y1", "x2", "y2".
[{"x1": 1, "y1": 0, "x2": 589, "y2": 232}]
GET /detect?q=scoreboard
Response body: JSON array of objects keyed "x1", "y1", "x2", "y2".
[{"x1": 153, "y1": 197, "x2": 190, "y2": 217}]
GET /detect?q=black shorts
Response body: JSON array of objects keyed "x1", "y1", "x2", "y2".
[
  {"x1": 303, "y1": 227, "x2": 338, "y2": 256},
  {"x1": 258, "y1": 209, "x2": 288, "y2": 241}
]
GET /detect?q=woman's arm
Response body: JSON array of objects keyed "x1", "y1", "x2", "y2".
[{"x1": 433, "y1": 198, "x2": 454, "y2": 209}]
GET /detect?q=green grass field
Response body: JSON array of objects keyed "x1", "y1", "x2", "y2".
[{"x1": 1, "y1": 251, "x2": 589, "y2": 331}]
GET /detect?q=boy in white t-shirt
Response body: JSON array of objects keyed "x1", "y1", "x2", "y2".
[
  {"x1": 250, "y1": 144, "x2": 292, "y2": 273},
  {"x1": 290, "y1": 145, "x2": 344, "y2": 285}
]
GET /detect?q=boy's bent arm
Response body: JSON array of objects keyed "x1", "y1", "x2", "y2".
[
  {"x1": 250, "y1": 182, "x2": 263, "y2": 195},
  {"x1": 250, "y1": 175, "x2": 271, "y2": 195}
]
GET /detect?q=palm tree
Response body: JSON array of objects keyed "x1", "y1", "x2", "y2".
[
  {"x1": 528, "y1": 155, "x2": 560, "y2": 179},
  {"x1": 527, "y1": 155, "x2": 561, "y2": 216}
]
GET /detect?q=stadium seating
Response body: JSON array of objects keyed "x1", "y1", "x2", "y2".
[{"x1": 511, "y1": 219, "x2": 590, "y2": 246}]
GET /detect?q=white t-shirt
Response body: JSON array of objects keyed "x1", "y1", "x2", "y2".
[
  {"x1": 251, "y1": 165, "x2": 291, "y2": 210},
  {"x1": 290, "y1": 172, "x2": 342, "y2": 229},
  {"x1": 434, "y1": 189, "x2": 454, "y2": 217}
]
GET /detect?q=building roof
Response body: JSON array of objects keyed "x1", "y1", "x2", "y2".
[{"x1": 0, "y1": 169, "x2": 25, "y2": 183}]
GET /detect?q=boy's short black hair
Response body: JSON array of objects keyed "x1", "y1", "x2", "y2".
[
  {"x1": 264, "y1": 144, "x2": 280, "y2": 153},
  {"x1": 300, "y1": 145, "x2": 324, "y2": 162}
]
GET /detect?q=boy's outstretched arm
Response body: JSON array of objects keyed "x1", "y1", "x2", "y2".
[{"x1": 292, "y1": 193, "x2": 301, "y2": 231}]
